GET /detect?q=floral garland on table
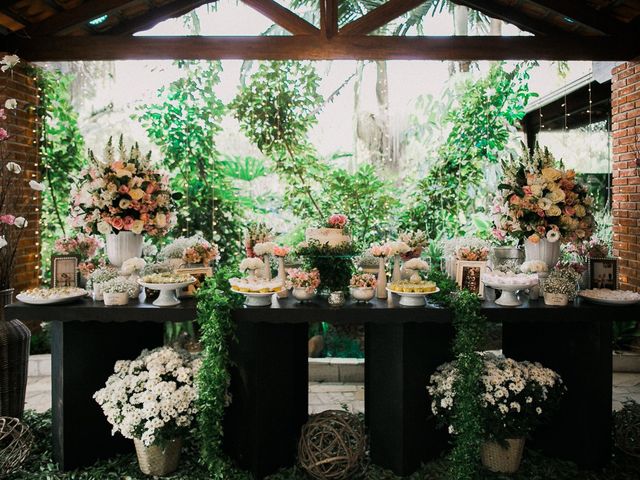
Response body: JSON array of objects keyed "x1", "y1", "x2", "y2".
[
  {"x1": 195, "y1": 267, "x2": 247, "y2": 479},
  {"x1": 70, "y1": 136, "x2": 176, "y2": 237},
  {"x1": 492, "y1": 145, "x2": 595, "y2": 244}
]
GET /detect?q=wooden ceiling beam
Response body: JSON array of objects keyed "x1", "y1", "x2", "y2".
[
  {"x1": 25, "y1": 0, "x2": 140, "y2": 36},
  {"x1": 320, "y1": 0, "x2": 338, "y2": 39},
  {"x1": 340, "y1": 0, "x2": 426, "y2": 36},
  {"x1": 103, "y1": 0, "x2": 211, "y2": 35},
  {"x1": 5, "y1": 35, "x2": 636, "y2": 61},
  {"x1": 526, "y1": 0, "x2": 629, "y2": 35},
  {"x1": 240, "y1": 0, "x2": 319, "y2": 35},
  {"x1": 451, "y1": 0, "x2": 569, "y2": 36}
]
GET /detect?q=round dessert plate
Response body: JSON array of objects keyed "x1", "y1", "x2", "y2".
[
  {"x1": 17, "y1": 289, "x2": 88, "y2": 305},
  {"x1": 138, "y1": 278, "x2": 195, "y2": 307},
  {"x1": 386, "y1": 287, "x2": 440, "y2": 307},
  {"x1": 236, "y1": 290, "x2": 280, "y2": 307},
  {"x1": 578, "y1": 289, "x2": 640, "y2": 306}
]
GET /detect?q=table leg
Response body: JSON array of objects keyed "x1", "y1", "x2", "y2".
[
  {"x1": 51, "y1": 320, "x2": 164, "y2": 470},
  {"x1": 225, "y1": 321, "x2": 308, "y2": 479},
  {"x1": 502, "y1": 320, "x2": 612, "y2": 468},
  {"x1": 365, "y1": 321, "x2": 454, "y2": 476}
]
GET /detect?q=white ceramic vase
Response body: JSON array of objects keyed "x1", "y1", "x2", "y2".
[
  {"x1": 93, "y1": 283, "x2": 104, "y2": 301},
  {"x1": 392, "y1": 255, "x2": 402, "y2": 283},
  {"x1": 376, "y1": 257, "x2": 387, "y2": 299},
  {"x1": 277, "y1": 257, "x2": 288, "y2": 298},
  {"x1": 106, "y1": 232, "x2": 143, "y2": 267},
  {"x1": 103, "y1": 292, "x2": 129, "y2": 306},
  {"x1": 524, "y1": 238, "x2": 560, "y2": 269}
]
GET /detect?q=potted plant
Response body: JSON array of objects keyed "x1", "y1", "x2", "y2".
[
  {"x1": 182, "y1": 238, "x2": 219, "y2": 267},
  {"x1": 286, "y1": 268, "x2": 320, "y2": 303},
  {"x1": 69, "y1": 136, "x2": 176, "y2": 267},
  {"x1": 428, "y1": 353, "x2": 565, "y2": 474},
  {"x1": 88, "y1": 267, "x2": 119, "y2": 301},
  {"x1": 349, "y1": 273, "x2": 376, "y2": 303},
  {"x1": 399, "y1": 230, "x2": 429, "y2": 260},
  {"x1": 369, "y1": 243, "x2": 391, "y2": 299},
  {"x1": 101, "y1": 277, "x2": 138, "y2": 306},
  {"x1": 94, "y1": 347, "x2": 200, "y2": 476},
  {"x1": 542, "y1": 265, "x2": 582, "y2": 306}
]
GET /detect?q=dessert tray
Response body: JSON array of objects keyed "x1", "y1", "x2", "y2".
[
  {"x1": 17, "y1": 287, "x2": 88, "y2": 305},
  {"x1": 387, "y1": 281, "x2": 439, "y2": 307},
  {"x1": 578, "y1": 289, "x2": 640, "y2": 306},
  {"x1": 138, "y1": 273, "x2": 196, "y2": 307},
  {"x1": 229, "y1": 278, "x2": 283, "y2": 307},
  {"x1": 482, "y1": 272, "x2": 538, "y2": 307}
]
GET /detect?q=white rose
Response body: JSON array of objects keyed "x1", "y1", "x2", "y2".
[
  {"x1": 1, "y1": 54, "x2": 20, "y2": 72},
  {"x1": 5, "y1": 162, "x2": 21, "y2": 174},
  {"x1": 14, "y1": 216, "x2": 27, "y2": 228},
  {"x1": 97, "y1": 221, "x2": 112, "y2": 235},
  {"x1": 29, "y1": 180, "x2": 45, "y2": 191},
  {"x1": 155, "y1": 213, "x2": 167, "y2": 228},
  {"x1": 4, "y1": 99, "x2": 17, "y2": 110}
]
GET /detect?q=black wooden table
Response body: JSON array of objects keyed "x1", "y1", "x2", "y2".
[{"x1": 5, "y1": 294, "x2": 637, "y2": 477}]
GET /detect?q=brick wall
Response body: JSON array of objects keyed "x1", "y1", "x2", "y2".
[
  {"x1": 0, "y1": 61, "x2": 40, "y2": 293},
  {"x1": 612, "y1": 58, "x2": 640, "y2": 291}
]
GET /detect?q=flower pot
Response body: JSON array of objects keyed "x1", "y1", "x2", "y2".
[
  {"x1": 376, "y1": 258, "x2": 387, "y2": 299},
  {"x1": 134, "y1": 437, "x2": 182, "y2": 477},
  {"x1": 491, "y1": 246, "x2": 523, "y2": 268},
  {"x1": 93, "y1": 283, "x2": 104, "y2": 301},
  {"x1": 350, "y1": 287, "x2": 375, "y2": 303},
  {"x1": 103, "y1": 292, "x2": 129, "y2": 306},
  {"x1": 328, "y1": 291, "x2": 346, "y2": 307},
  {"x1": 481, "y1": 438, "x2": 525, "y2": 474},
  {"x1": 292, "y1": 288, "x2": 315, "y2": 303},
  {"x1": 0, "y1": 288, "x2": 30, "y2": 418},
  {"x1": 106, "y1": 232, "x2": 143, "y2": 267},
  {"x1": 524, "y1": 238, "x2": 560, "y2": 269},
  {"x1": 543, "y1": 292, "x2": 569, "y2": 306}
]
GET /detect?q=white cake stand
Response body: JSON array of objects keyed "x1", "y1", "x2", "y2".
[
  {"x1": 387, "y1": 287, "x2": 440, "y2": 307},
  {"x1": 138, "y1": 278, "x2": 195, "y2": 307},
  {"x1": 483, "y1": 280, "x2": 536, "y2": 307},
  {"x1": 238, "y1": 291, "x2": 278, "y2": 307}
]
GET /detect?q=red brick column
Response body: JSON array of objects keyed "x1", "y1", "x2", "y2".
[
  {"x1": 0, "y1": 61, "x2": 40, "y2": 292},
  {"x1": 612, "y1": 58, "x2": 640, "y2": 291}
]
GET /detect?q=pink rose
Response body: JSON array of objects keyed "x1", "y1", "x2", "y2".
[
  {"x1": 0, "y1": 214, "x2": 15, "y2": 225},
  {"x1": 0, "y1": 128, "x2": 9, "y2": 141},
  {"x1": 123, "y1": 216, "x2": 134, "y2": 230},
  {"x1": 111, "y1": 217, "x2": 124, "y2": 230},
  {"x1": 118, "y1": 185, "x2": 129, "y2": 194},
  {"x1": 564, "y1": 206, "x2": 576, "y2": 216},
  {"x1": 509, "y1": 195, "x2": 521, "y2": 205},
  {"x1": 0, "y1": 109, "x2": 6, "y2": 120},
  {"x1": 523, "y1": 186, "x2": 533, "y2": 196}
]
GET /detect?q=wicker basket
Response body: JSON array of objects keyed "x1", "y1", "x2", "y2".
[
  {"x1": 481, "y1": 438, "x2": 525, "y2": 474},
  {"x1": 133, "y1": 437, "x2": 182, "y2": 477}
]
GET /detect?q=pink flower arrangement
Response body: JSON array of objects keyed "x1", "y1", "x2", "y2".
[
  {"x1": 286, "y1": 268, "x2": 320, "y2": 294},
  {"x1": 54, "y1": 234, "x2": 102, "y2": 260},
  {"x1": 182, "y1": 240, "x2": 219, "y2": 265},
  {"x1": 369, "y1": 244, "x2": 391, "y2": 258},
  {"x1": 456, "y1": 245, "x2": 490, "y2": 261},
  {"x1": 349, "y1": 273, "x2": 376, "y2": 289},
  {"x1": 272, "y1": 245, "x2": 290, "y2": 258},
  {"x1": 327, "y1": 214, "x2": 348, "y2": 229},
  {"x1": 69, "y1": 136, "x2": 175, "y2": 238}
]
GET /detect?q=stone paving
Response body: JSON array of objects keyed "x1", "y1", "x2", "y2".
[{"x1": 25, "y1": 367, "x2": 640, "y2": 415}]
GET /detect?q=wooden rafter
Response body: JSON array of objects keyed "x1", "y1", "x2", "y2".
[
  {"x1": 25, "y1": 0, "x2": 140, "y2": 36},
  {"x1": 451, "y1": 0, "x2": 571, "y2": 36},
  {"x1": 5, "y1": 35, "x2": 636, "y2": 61},
  {"x1": 320, "y1": 0, "x2": 338, "y2": 39},
  {"x1": 241, "y1": 0, "x2": 319, "y2": 35},
  {"x1": 526, "y1": 0, "x2": 630, "y2": 35},
  {"x1": 103, "y1": 0, "x2": 211, "y2": 35},
  {"x1": 340, "y1": 0, "x2": 425, "y2": 35}
]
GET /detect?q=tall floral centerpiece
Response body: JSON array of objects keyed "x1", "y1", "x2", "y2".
[
  {"x1": 0, "y1": 54, "x2": 37, "y2": 418},
  {"x1": 370, "y1": 244, "x2": 391, "y2": 299},
  {"x1": 94, "y1": 347, "x2": 200, "y2": 476},
  {"x1": 70, "y1": 136, "x2": 175, "y2": 266},
  {"x1": 385, "y1": 241, "x2": 410, "y2": 283},
  {"x1": 492, "y1": 146, "x2": 595, "y2": 268},
  {"x1": 273, "y1": 245, "x2": 291, "y2": 296},
  {"x1": 429, "y1": 353, "x2": 566, "y2": 474},
  {"x1": 399, "y1": 230, "x2": 428, "y2": 260},
  {"x1": 254, "y1": 241, "x2": 277, "y2": 280},
  {"x1": 244, "y1": 222, "x2": 273, "y2": 258}
]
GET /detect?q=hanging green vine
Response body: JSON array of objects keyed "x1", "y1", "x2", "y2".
[{"x1": 195, "y1": 266, "x2": 248, "y2": 479}]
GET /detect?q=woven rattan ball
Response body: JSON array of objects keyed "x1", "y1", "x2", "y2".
[
  {"x1": 614, "y1": 401, "x2": 640, "y2": 458},
  {"x1": 298, "y1": 410, "x2": 366, "y2": 480},
  {"x1": 0, "y1": 417, "x2": 32, "y2": 477}
]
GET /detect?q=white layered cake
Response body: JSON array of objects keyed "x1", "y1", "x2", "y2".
[{"x1": 305, "y1": 228, "x2": 351, "y2": 247}]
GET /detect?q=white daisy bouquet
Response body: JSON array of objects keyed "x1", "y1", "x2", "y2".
[
  {"x1": 70, "y1": 136, "x2": 175, "y2": 238},
  {"x1": 428, "y1": 353, "x2": 565, "y2": 440},
  {"x1": 94, "y1": 347, "x2": 200, "y2": 447},
  {"x1": 492, "y1": 145, "x2": 595, "y2": 244}
]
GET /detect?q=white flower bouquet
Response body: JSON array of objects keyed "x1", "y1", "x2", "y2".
[
  {"x1": 120, "y1": 257, "x2": 146, "y2": 276},
  {"x1": 94, "y1": 347, "x2": 200, "y2": 447},
  {"x1": 428, "y1": 353, "x2": 565, "y2": 440},
  {"x1": 239, "y1": 257, "x2": 265, "y2": 273},
  {"x1": 101, "y1": 276, "x2": 139, "y2": 298}
]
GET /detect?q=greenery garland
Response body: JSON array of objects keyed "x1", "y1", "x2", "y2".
[
  {"x1": 429, "y1": 270, "x2": 488, "y2": 480},
  {"x1": 195, "y1": 266, "x2": 248, "y2": 479}
]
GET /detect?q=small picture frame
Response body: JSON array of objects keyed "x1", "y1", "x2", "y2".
[
  {"x1": 456, "y1": 261, "x2": 487, "y2": 298},
  {"x1": 176, "y1": 266, "x2": 213, "y2": 298},
  {"x1": 588, "y1": 257, "x2": 618, "y2": 290},
  {"x1": 51, "y1": 255, "x2": 79, "y2": 288}
]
